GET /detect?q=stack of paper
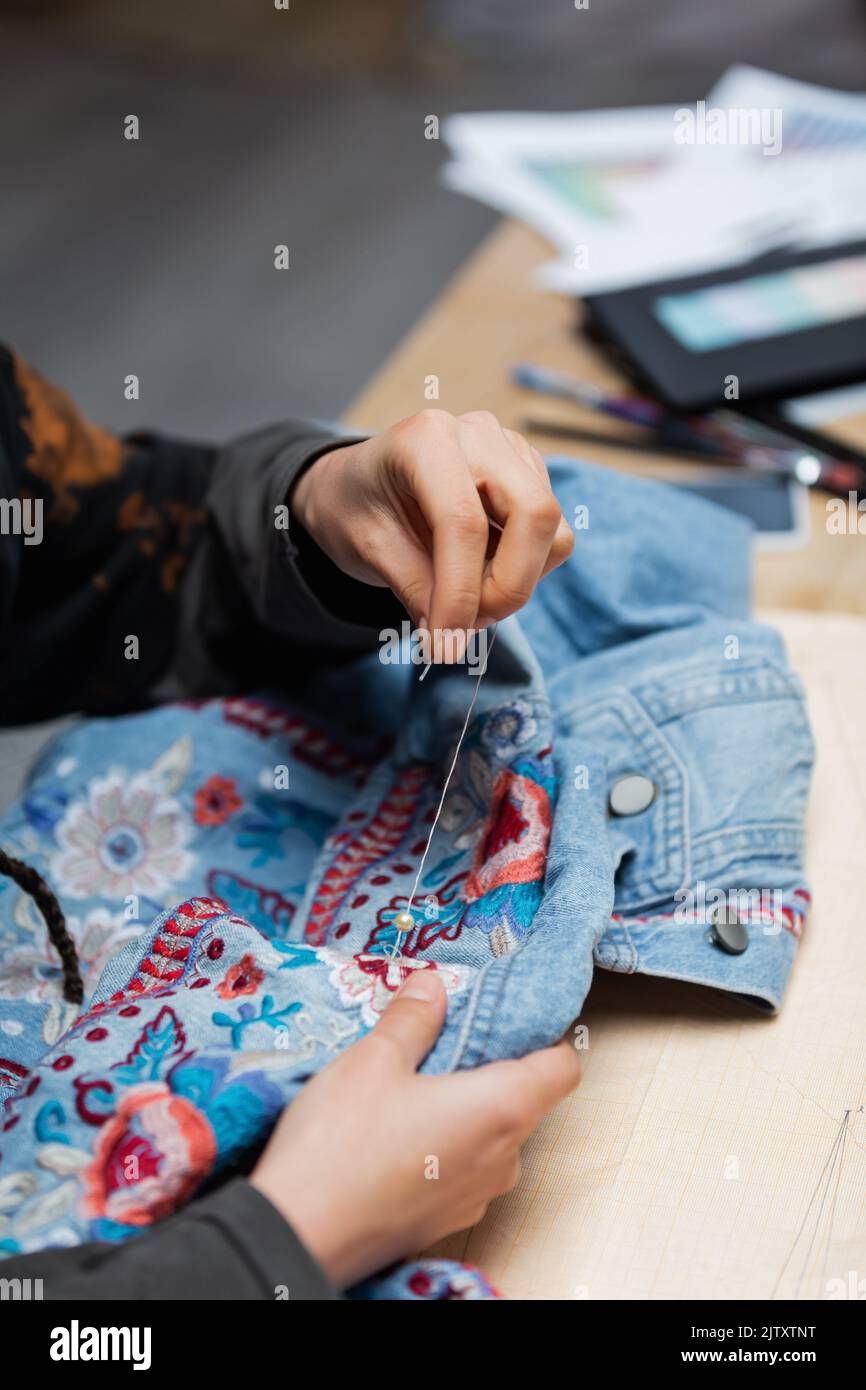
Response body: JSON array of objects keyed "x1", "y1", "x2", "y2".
[{"x1": 442, "y1": 67, "x2": 866, "y2": 295}]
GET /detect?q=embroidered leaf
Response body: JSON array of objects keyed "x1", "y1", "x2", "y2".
[
  {"x1": 42, "y1": 999, "x2": 79, "y2": 1046},
  {"x1": 273, "y1": 941, "x2": 316, "y2": 970},
  {"x1": 14, "y1": 1179, "x2": 77, "y2": 1234},
  {"x1": 113, "y1": 1006, "x2": 187, "y2": 1084},
  {"x1": 0, "y1": 1171, "x2": 38, "y2": 1213},
  {"x1": 149, "y1": 735, "x2": 194, "y2": 794},
  {"x1": 12, "y1": 889, "x2": 44, "y2": 937},
  {"x1": 35, "y1": 1143, "x2": 91, "y2": 1175}
]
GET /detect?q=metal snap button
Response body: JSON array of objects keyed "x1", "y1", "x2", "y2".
[
  {"x1": 608, "y1": 773, "x2": 656, "y2": 817},
  {"x1": 709, "y1": 905, "x2": 749, "y2": 955}
]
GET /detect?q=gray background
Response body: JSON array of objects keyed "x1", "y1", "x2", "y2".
[{"x1": 2, "y1": 0, "x2": 865, "y2": 805}]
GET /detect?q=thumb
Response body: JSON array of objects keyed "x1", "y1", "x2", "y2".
[{"x1": 373, "y1": 968, "x2": 448, "y2": 1070}]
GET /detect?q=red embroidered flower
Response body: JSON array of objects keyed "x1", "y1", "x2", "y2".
[
  {"x1": 464, "y1": 770, "x2": 551, "y2": 901},
  {"x1": 83, "y1": 1082, "x2": 216, "y2": 1226},
  {"x1": 193, "y1": 775, "x2": 242, "y2": 827},
  {"x1": 216, "y1": 953, "x2": 264, "y2": 1001}
]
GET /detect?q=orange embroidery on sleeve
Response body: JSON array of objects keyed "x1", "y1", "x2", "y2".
[
  {"x1": 13, "y1": 352, "x2": 123, "y2": 521},
  {"x1": 117, "y1": 489, "x2": 206, "y2": 594}
]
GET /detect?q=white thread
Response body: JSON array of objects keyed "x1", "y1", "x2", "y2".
[{"x1": 388, "y1": 625, "x2": 498, "y2": 967}]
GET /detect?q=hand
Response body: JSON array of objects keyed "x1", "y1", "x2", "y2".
[
  {"x1": 291, "y1": 410, "x2": 574, "y2": 645},
  {"x1": 250, "y1": 970, "x2": 582, "y2": 1289}
]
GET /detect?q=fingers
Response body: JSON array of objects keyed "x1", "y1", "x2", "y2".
[
  {"x1": 477, "y1": 477, "x2": 562, "y2": 624},
  {"x1": 385, "y1": 409, "x2": 574, "y2": 637},
  {"x1": 507, "y1": 1038, "x2": 584, "y2": 1122},
  {"x1": 460, "y1": 1036, "x2": 583, "y2": 1142},
  {"x1": 370, "y1": 968, "x2": 448, "y2": 1071},
  {"x1": 408, "y1": 468, "x2": 490, "y2": 639},
  {"x1": 365, "y1": 528, "x2": 435, "y2": 626},
  {"x1": 502, "y1": 427, "x2": 574, "y2": 579},
  {"x1": 455, "y1": 414, "x2": 570, "y2": 624}
]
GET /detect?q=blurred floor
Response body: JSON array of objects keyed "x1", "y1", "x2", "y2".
[{"x1": 0, "y1": 0, "x2": 865, "y2": 808}]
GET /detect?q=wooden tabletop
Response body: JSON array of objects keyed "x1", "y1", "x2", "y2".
[{"x1": 346, "y1": 219, "x2": 866, "y2": 616}]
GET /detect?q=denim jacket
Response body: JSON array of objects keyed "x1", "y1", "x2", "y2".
[{"x1": 0, "y1": 458, "x2": 813, "y2": 1284}]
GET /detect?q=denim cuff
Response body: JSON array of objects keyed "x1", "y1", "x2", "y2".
[{"x1": 595, "y1": 888, "x2": 810, "y2": 1012}]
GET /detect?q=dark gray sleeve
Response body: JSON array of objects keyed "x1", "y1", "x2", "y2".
[
  {"x1": 0, "y1": 1179, "x2": 339, "y2": 1301},
  {"x1": 171, "y1": 422, "x2": 406, "y2": 699}
]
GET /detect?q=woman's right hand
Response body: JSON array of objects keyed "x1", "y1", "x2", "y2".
[{"x1": 250, "y1": 969, "x2": 582, "y2": 1289}]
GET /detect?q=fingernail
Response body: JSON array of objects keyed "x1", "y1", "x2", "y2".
[{"x1": 397, "y1": 970, "x2": 443, "y2": 1003}]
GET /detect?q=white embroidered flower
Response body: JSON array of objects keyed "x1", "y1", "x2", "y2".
[
  {"x1": 0, "y1": 907, "x2": 140, "y2": 1004},
  {"x1": 51, "y1": 773, "x2": 194, "y2": 901},
  {"x1": 319, "y1": 948, "x2": 471, "y2": 1029}
]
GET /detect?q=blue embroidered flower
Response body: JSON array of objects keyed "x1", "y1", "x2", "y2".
[
  {"x1": 481, "y1": 700, "x2": 537, "y2": 760},
  {"x1": 234, "y1": 795, "x2": 333, "y2": 867}
]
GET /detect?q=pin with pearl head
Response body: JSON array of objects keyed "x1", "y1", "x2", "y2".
[{"x1": 389, "y1": 910, "x2": 417, "y2": 965}]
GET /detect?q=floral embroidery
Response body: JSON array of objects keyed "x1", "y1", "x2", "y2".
[
  {"x1": 406, "y1": 1262, "x2": 500, "y2": 1300},
  {"x1": 112, "y1": 1006, "x2": 188, "y2": 1085},
  {"x1": 463, "y1": 768, "x2": 551, "y2": 900},
  {"x1": 193, "y1": 775, "x2": 242, "y2": 827},
  {"x1": 52, "y1": 773, "x2": 194, "y2": 900},
  {"x1": 0, "y1": 908, "x2": 139, "y2": 1005},
  {"x1": 82, "y1": 1082, "x2": 216, "y2": 1226},
  {"x1": 367, "y1": 888, "x2": 466, "y2": 959},
  {"x1": 481, "y1": 699, "x2": 537, "y2": 759},
  {"x1": 216, "y1": 953, "x2": 264, "y2": 1001},
  {"x1": 234, "y1": 794, "x2": 332, "y2": 867},
  {"x1": 353, "y1": 1258, "x2": 501, "y2": 1301},
  {"x1": 319, "y1": 947, "x2": 470, "y2": 1028},
  {"x1": 67, "y1": 898, "x2": 228, "y2": 1027}
]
